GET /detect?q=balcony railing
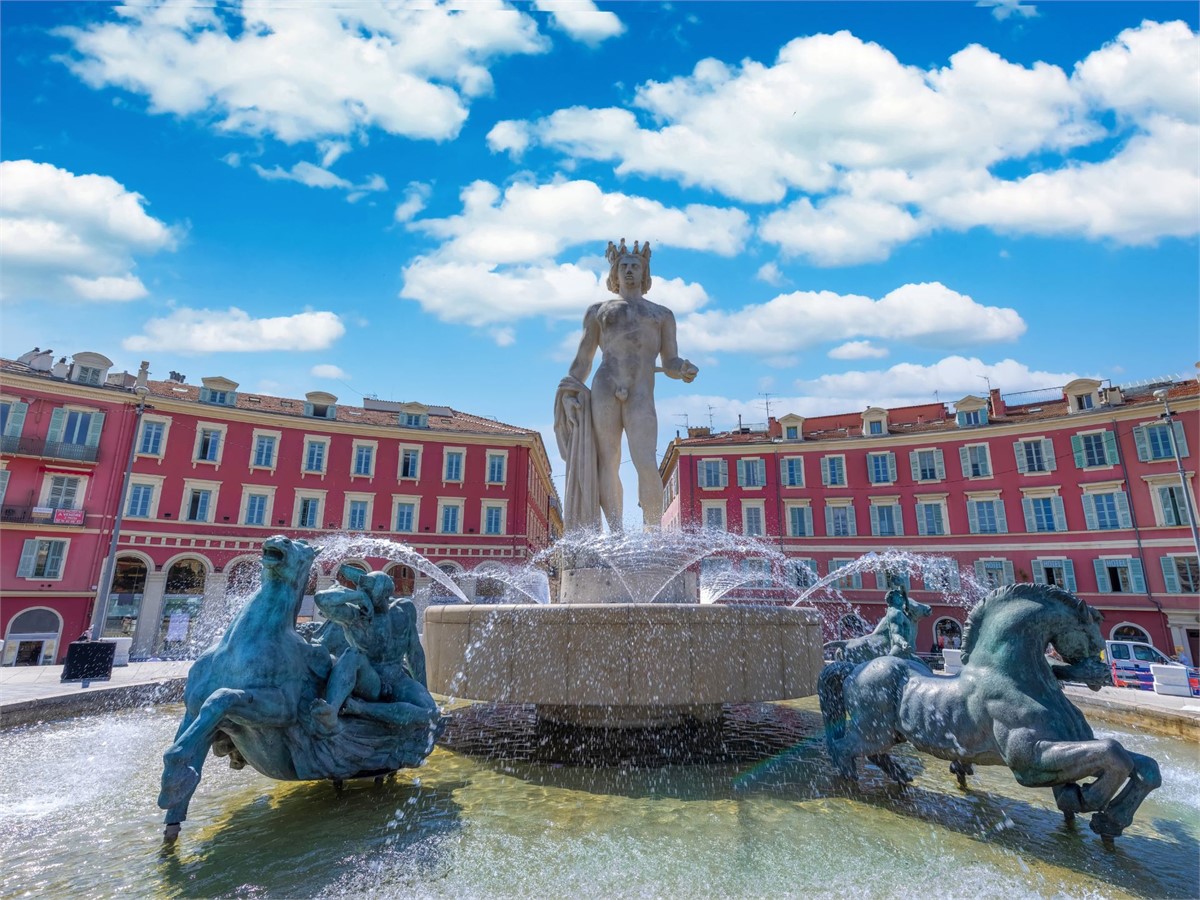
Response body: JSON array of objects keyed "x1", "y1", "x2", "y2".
[
  {"x1": 0, "y1": 504, "x2": 89, "y2": 527},
  {"x1": 0, "y1": 435, "x2": 99, "y2": 463}
]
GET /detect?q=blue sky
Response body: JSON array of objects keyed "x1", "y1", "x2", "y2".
[{"x1": 2, "y1": 1, "x2": 1197, "y2": 520}]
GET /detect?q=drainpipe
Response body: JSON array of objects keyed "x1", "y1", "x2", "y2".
[
  {"x1": 1112, "y1": 417, "x2": 1163, "y2": 620},
  {"x1": 89, "y1": 363, "x2": 150, "y2": 639}
]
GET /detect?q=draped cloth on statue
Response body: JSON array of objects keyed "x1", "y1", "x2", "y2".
[{"x1": 554, "y1": 376, "x2": 601, "y2": 531}]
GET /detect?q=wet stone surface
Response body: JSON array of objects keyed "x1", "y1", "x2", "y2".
[{"x1": 438, "y1": 701, "x2": 822, "y2": 766}]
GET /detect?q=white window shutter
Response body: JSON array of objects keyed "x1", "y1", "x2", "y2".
[
  {"x1": 1014, "y1": 441, "x2": 1028, "y2": 473},
  {"x1": 887, "y1": 452, "x2": 897, "y2": 482},
  {"x1": 934, "y1": 449, "x2": 945, "y2": 479},
  {"x1": 1002, "y1": 560, "x2": 1015, "y2": 585},
  {"x1": 909, "y1": 451, "x2": 921, "y2": 481},
  {"x1": 916, "y1": 504, "x2": 928, "y2": 536},
  {"x1": 47, "y1": 408, "x2": 66, "y2": 444},
  {"x1": 1042, "y1": 438, "x2": 1056, "y2": 471},
  {"x1": 17, "y1": 539, "x2": 38, "y2": 576},
  {"x1": 1022, "y1": 498, "x2": 1036, "y2": 532},
  {"x1": 1082, "y1": 495, "x2": 1098, "y2": 530},
  {"x1": 3, "y1": 401, "x2": 28, "y2": 437},
  {"x1": 1032, "y1": 560, "x2": 1046, "y2": 584},
  {"x1": 719, "y1": 460, "x2": 729, "y2": 487},
  {"x1": 1115, "y1": 491, "x2": 1132, "y2": 528},
  {"x1": 1051, "y1": 496, "x2": 1066, "y2": 531},
  {"x1": 1160, "y1": 557, "x2": 1180, "y2": 593},
  {"x1": 959, "y1": 446, "x2": 971, "y2": 478},
  {"x1": 966, "y1": 500, "x2": 979, "y2": 534},
  {"x1": 1132, "y1": 426, "x2": 1150, "y2": 461},
  {"x1": 847, "y1": 505, "x2": 857, "y2": 536},
  {"x1": 1062, "y1": 559, "x2": 1077, "y2": 592},
  {"x1": 995, "y1": 501, "x2": 1008, "y2": 534},
  {"x1": 820, "y1": 457, "x2": 830, "y2": 487},
  {"x1": 1093, "y1": 559, "x2": 1110, "y2": 592}
]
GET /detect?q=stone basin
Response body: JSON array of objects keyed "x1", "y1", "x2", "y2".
[{"x1": 424, "y1": 603, "x2": 823, "y2": 727}]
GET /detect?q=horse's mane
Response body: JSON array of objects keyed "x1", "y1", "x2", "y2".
[{"x1": 959, "y1": 583, "x2": 1088, "y2": 664}]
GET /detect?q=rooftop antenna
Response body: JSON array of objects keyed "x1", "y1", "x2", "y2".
[
  {"x1": 978, "y1": 374, "x2": 992, "y2": 395},
  {"x1": 674, "y1": 413, "x2": 690, "y2": 430},
  {"x1": 759, "y1": 392, "x2": 774, "y2": 419},
  {"x1": 707, "y1": 405, "x2": 716, "y2": 429}
]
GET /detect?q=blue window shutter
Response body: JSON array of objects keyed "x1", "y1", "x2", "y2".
[
  {"x1": 755, "y1": 459, "x2": 766, "y2": 485},
  {"x1": 85, "y1": 411, "x2": 105, "y2": 447},
  {"x1": 847, "y1": 505, "x2": 857, "y2": 536},
  {"x1": 47, "y1": 408, "x2": 66, "y2": 443},
  {"x1": 1129, "y1": 558, "x2": 1146, "y2": 593},
  {"x1": 875, "y1": 569, "x2": 887, "y2": 590},
  {"x1": 894, "y1": 505, "x2": 904, "y2": 536},
  {"x1": 955, "y1": 411, "x2": 966, "y2": 427},
  {"x1": 1082, "y1": 494, "x2": 1098, "y2": 531},
  {"x1": 780, "y1": 458, "x2": 788, "y2": 486},
  {"x1": 934, "y1": 448, "x2": 945, "y2": 479},
  {"x1": 199, "y1": 387, "x2": 211, "y2": 404},
  {"x1": 1093, "y1": 559, "x2": 1109, "y2": 593},
  {"x1": 1158, "y1": 487, "x2": 1179, "y2": 526},
  {"x1": 1102, "y1": 431, "x2": 1117, "y2": 465},
  {"x1": 1002, "y1": 561, "x2": 1015, "y2": 584},
  {"x1": 974, "y1": 560, "x2": 987, "y2": 584},
  {"x1": 1042, "y1": 439, "x2": 1056, "y2": 471},
  {"x1": 16, "y1": 539, "x2": 38, "y2": 576},
  {"x1": 887, "y1": 452, "x2": 897, "y2": 482},
  {"x1": 967, "y1": 500, "x2": 979, "y2": 534},
  {"x1": 1014, "y1": 441, "x2": 1028, "y2": 473},
  {"x1": 719, "y1": 460, "x2": 729, "y2": 487},
  {"x1": 1070, "y1": 435, "x2": 1085, "y2": 468},
  {"x1": 820, "y1": 457, "x2": 830, "y2": 486},
  {"x1": 1114, "y1": 491, "x2": 1132, "y2": 528},
  {"x1": 1160, "y1": 556, "x2": 1180, "y2": 593},
  {"x1": 1061, "y1": 559, "x2": 1077, "y2": 592},
  {"x1": 1051, "y1": 496, "x2": 1066, "y2": 532},
  {"x1": 995, "y1": 500, "x2": 1008, "y2": 534},
  {"x1": 959, "y1": 446, "x2": 970, "y2": 478},
  {"x1": 1022, "y1": 498, "x2": 1036, "y2": 532},
  {"x1": 303, "y1": 402, "x2": 314, "y2": 417},
  {"x1": 0, "y1": 470, "x2": 8, "y2": 505},
  {"x1": 736, "y1": 459, "x2": 746, "y2": 486},
  {"x1": 1132, "y1": 425, "x2": 1150, "y2": 461},
  {"x1": 804, "y1": 507, "x2": 813, "y2": 537},
  {"x1": 1172, "y1": 421, "x2": 1189, "y2": 458},
  {"x1": 4, "y1": 401, "x2": 28, "y2": 437},
  {"x1": 909, "y1": 451, "x2": 921, "y2": 481},
  {"x1": 1032, "y1": 560, "x2": 1046, "y2": 584},
  {"x1": 916, "y1": 504, "x2": 928, "y2": 536},
  {"x1": 825, "y1": 506, "x2": 835, "y2": 537}
]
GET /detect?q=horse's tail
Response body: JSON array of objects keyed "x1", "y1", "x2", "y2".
[
  {"x1": 818, "y1": 661, "x2": 856, "y2": 751},
  {"x1": 822, "y1": 640, "x2": 847, "y2": 661}
]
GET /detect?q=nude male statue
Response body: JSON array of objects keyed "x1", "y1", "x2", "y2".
[
  {"x1": 310, "y1": 564, "x2": 438, "y2": 733},
  {"x1": 558, "y1": 240, "x2": 698, "y2": 530}
]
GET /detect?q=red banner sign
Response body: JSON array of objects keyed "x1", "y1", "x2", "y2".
[{"x1": 52, "y1": 508, "x2": 85, "y2": 525}]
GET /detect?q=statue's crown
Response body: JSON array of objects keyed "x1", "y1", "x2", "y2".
[{"x1": 606, "y1": 238, "x2": 651, "y2": 265}]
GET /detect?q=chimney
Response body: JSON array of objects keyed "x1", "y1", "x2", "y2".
[
  {"x1": 989, "y1": 388, "x2": 1006, "y2": 417},
  {"x1": 767, "y1": 416, "x2": 782, "y2": 438}
]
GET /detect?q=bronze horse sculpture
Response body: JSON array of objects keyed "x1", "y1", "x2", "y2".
[
  {"x1": 159, "y1": 536, "x2": 441, "y2": 841},
  {"x1": 823, "y1": 586, "x2": 932, "y2": 664},
  {"x1": 818, "y1": 583, "x2": 1160, "y2": 846}
]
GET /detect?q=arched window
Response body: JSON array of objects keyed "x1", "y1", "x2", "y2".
[
  {"x1": 934, "y1": 617, "x2": 963, "y2": 650},
  {"x1": 165, "y1": 559, "x2": 206, "y2": 595},
  {"x1": 387, "y1": 564, "x2": 415, "y2": 598},
  {"x1": 4, "y1": 607, "x2": 63, "y2": 666},
  {"x1": 160, "y1": 558, "x2": 207, "y2": 657},
  {"x1": 1111, "y1": 623, "x2": 1151, "y2": 644},
  {"x1": 8, "y1": 608, "x2": 60, "y2": 635},
  {"x1": 104, "y1": 557, "x2": 148, "y2": 637},
  {"x1": 431, "y1": 562, "x2": 462, "y2": 598},
  {"x1": 839, "y1": 614, "x2": 869, "y2": 638}
]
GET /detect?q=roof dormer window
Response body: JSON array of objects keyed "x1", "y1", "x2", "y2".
[
  {"x1": 304, "y1": 391, "x2": 338, "y2": 420},
  {"x1": 861, "y1": 407, "x2": 888, "y2": 437},
  {"x1": 954, "y1": 395, "x2": 989, "y2": 428},
  {"x1": 70, "y1": 352, "x2": 113, "y2": 386},
  {"x1": 200, "y1": 376, "x2": 239, "y2": 407},
  {"x1": 1063, "y1": 378, "x2": 1102, "y2": 415}
]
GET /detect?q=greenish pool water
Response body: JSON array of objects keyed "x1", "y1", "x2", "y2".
[{"x1": 1, "y1": 699, "x2": 1196, "y2": 899}]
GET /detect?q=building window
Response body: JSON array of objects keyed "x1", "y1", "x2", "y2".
[
  {"x1": 245, "y1": 494, "x2": 268, "y2": 526},
  {"x1": 699, "y1": 459, "x2": 727, "y2": 488},
  {"x1": 394, "y1": 502, "x2": 416, "y2": 533},
  {"x1": 1015, "y1": 438, "x2": 1054, "y2": 474},
  {"x1": 829, "y1": 559, "x2": 861, "y2": 590},
  {"x1": 1157, "y1": 485, "x2": 1193, "y2": 526},
  {"x1": 46, "y1": 475, "x2": 81, "y2": 509},
  {"x1": 127, "y1": 484, "x2": 153, "y2": 518},
  {"x1": 486, "y1": 453, "x2": 506, "y2": 484},
  {"x1": 917, "y1": 501, "x2": 946, "y2": 536},
  {"x1": 780, "y1": 457, "x2": 803, "y2": 487},
  {"x1": 441, "y1": 504, "x2": 460, "y2": 534},
  {"x1": 1162, "y1": 556, "x2": 1199, "y2": 594},
  {"x1": 400, "y1": 448, "x2": 421, "y2": 479},
  {"x1": 1094, "y1": 558, "x2": 1145, "y2": 594},
  {"x1": 16, "y1": 538, "x2": 67, "y2": 578},
  {"x1": 785, "y1": 425, "x2": 799, "y2": 440},
  {"x1": 139, "y1": 421, "x2": 165, "y2": 455},
  {"x1": 961, "y1": 444, "x2": 991, "y2": 478},
  {"x1": 298, "y1": 497, "x2": 320, "y2": 528},
  {"x1": 484, "y1": 505, "x2": 504, "y2": 535},
  {"x1": 968, "y1": 498, "x2": 1006, "y2": 535},
  {"x1": 787, "y1": 505, "x2": 812, "y2": 537},
  {"x1": 1075, "y1": 393, "x2": 1095, "y2": 411},
  {"x1": 827, "y1": 504, "x2": 855, "y2": 537},
  {"x1": 197, "y1": 429, "x2": 221, "y2": 462},
  {"x1": 1033, "y1": 558, "x2": 1077, "y2": 591},
  {"x1": 347, "y1": 499, "x2": 368, "y2": 531},
  {"x1": 958, "y1": 409, "x2": 983, "y2": 426},
  {"x1": 737, "y1": 458, "x2": 766, "y2": 488},
  {"x1": 253, "y1": 435, "x2": 276, "y2": 468},
  {"x1": 867, "y1": 452, "x2": 895, "y2": 484},
  {"x1": 1073, "y1": 431, "x2": 1113, "y2": 468},
  {"x1": 822, "y1": 456, "x2": 846, "y2": 487},
  {"x1": 1024, "y1": 495, "x2": 1062, "y2": 532},
  {"x1": 1135, "y1": 421, "x2": 1189, "y2": 462},
  {"x1": 353, "y1": 444, "x2": 374, "y2": 477},
  {"x1": 912, "y1": 449, "x2": 943, "y2": 482},
  {"x1": 703, "y1": 503, "x2": 726, "y2": 530},
  {"x1": 444, "y1": 451, "x2": 464, "y2": 482},
  {"x1": 200, "y1": 387, "x2": 236, "y2": 406},
  {"x1": 1084, "y1": 491, "x2": 1129, "y2": 530},
  {"x1": 975, "y1": 559, "x2": 1014, "y2": 588},
  {"x1": 186, "y1": 489, "x2": 212, "y2": 522},
  {"x1": 401, "y1": 412, "x2": 427, "y2": 428},
  {"x1": 61, "y1": 409, "x2": 95, "y2": 446},
  {"x1": 304, "y1": 440, "x2": 327, "y2": 473},
  {"x1": 872, "y1": 503, "x2": 900, "y2": 537},
  {"x1": 743, "y1": 505, "x2": 764, "y2": 536},
  {"x1": 868, "y1": 420, "x2": 883, "y2": 435}
]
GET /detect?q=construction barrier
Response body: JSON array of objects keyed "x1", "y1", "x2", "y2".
[{"x1": 1110, "y1": 659, "x2": 1155, "y2": 691}]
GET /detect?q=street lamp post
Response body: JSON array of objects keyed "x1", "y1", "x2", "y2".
[
  {"x1": 89, "y1": 362, "x2": 151, "y2": 640},
  {"x1": 1153, "y1": 388, "x2": 1200, "y2": 563}
]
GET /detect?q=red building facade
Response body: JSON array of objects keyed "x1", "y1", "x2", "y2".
[
  {"x1": 660, "y1": 377, "x2": 1200, "y2": 664},
  {"x1": 1, "y1": 351, "x2": 560, "y2": 663}
]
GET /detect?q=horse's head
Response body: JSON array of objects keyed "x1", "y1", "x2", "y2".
[
  {"x1": 261, "y1": 535, "x2": 319, "y2": 591},
  {"x1": 1048, "y1": 603, "x2": 1111, "y2": 689}
]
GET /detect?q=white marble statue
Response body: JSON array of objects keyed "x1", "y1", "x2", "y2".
[{"x1": 555, "y1": 240, "x2": 698, "y2": 531}]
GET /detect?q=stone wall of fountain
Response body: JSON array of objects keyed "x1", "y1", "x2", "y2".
[{"x1": 424, "y1": 602, "x2": 823, "y2": 727}]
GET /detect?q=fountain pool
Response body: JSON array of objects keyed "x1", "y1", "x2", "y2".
[{"x1": 2, "y1": 702, "x2": 1196, "y2": 898}]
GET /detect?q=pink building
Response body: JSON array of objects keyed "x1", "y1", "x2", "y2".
[
  {"x1": 1, "y1": 351, "x2": 561, "y2": 663},
  {"x1": 660, "y1": 377, "x2": 1200, "y2": 664}
]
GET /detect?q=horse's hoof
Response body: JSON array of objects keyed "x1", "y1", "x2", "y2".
[
  {"x1": 1089, "y1": 811, "x2": 1123, "y2": 841},
  {"x1": 1101, "y1": 834, "x2": 1116, "y2": 851},
  {"x1": 163, "y1": 822, "x2": 182, "y2": 843},
  {"x1": 1063, "y1": 811, "x2": 1076, "y2": 826}
]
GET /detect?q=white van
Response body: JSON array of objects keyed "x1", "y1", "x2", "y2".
[{"x1": 1105, "y1": 640, "x2": 1181, "y2": 667}]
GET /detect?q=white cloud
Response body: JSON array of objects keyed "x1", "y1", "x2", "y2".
[
  {"x1": 124, "y1": 307, "x2": 345, "y2": 353},
  {"x1": 394, "y1": 182, "x2": 432, "y2": 223},
  {"x1": 58, "y1": 2, "x2": 549, "y2": 145},
  {"x1": 678, "y1": 282, "x2": 1025, "y2": 355},
  {"x1": 828, "y1": 340, "x2": 888, "y2": 360},
  {"x1": 977, "y1": 1, "x2": 1037, "y2": 22},
  {"x1": 532, "y1": 0, "x2": 624, "y2": 46},
  {"x1": 311, "y1": 363, "x2": 349, "y2": 379},
  {"x1": 253, "y1": 161, "x2": 352, "y2": 190},
  {"x1": 755, "y1": 262, "x2": 785, "y2": 286},
  {"x1": 0, "y1": 159, "x2": 177, "y2": 303},
  {"x1": 318, "y1": 140, "x2": 351, "y2": 169},
  {"x1": 498, "y1": 22, "x2": 1198, "y2": 261}
]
